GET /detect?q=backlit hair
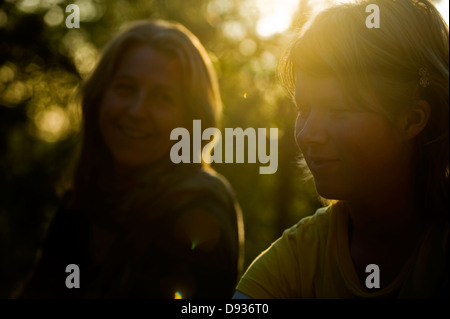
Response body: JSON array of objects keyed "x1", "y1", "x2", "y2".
[{"x1": 281, "y1": 0, "x2": 449, "y2": 218}]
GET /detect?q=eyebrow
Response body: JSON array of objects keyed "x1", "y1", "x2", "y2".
[{"x1": 112, "y1": 74, "x2": 136, "y2": 82}]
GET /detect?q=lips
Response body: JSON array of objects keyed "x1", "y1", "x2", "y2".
[
  {"x1": 118, "y1": 124, "x2": 152, "y2": 139},
  {"x1": 307, "y1": 155, "x2": 340, "y2": 170}
]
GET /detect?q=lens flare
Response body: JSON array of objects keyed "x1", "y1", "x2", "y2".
[{"x1": 174, "y1": 291, "x2": 183, "y2": 299}]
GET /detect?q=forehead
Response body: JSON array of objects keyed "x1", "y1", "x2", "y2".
[
  {"x1": 114, "y1": 45, "x2": 182, "y2": 84},
  {"x1": 294, "y1": 74, "x2": 346, "y2": 103}
]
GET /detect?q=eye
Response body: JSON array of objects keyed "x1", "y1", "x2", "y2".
[
  {"x1": 155, "y1": 91, "x2": 175, "y2": 105},
  {"x1": 327, "y1": 105, "x2": 352, "y2": 118},
  {"x1": 112, "y1": 81, "x2": 137, "y2": 96}
]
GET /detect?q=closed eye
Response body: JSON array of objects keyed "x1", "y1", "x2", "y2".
[
  {"x1": 153, "y1": 89, "x2": 178, "y2": 106},
  {"x1": 327, "y1": 105, "x2": 355, "y2": 118},
  {"x1": 112, "y1": 80, "x2": 137, "y2": 96}
]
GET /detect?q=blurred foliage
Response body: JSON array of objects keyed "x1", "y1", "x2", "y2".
[{"x1": 11, "y1": 0, "x2": 448, "y2": 297}]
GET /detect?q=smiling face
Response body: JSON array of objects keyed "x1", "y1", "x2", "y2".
[
  {"x1": 99, "y1": 45, "x2": 187, "y2": 171},
  {"x1": 294, "y1": 75, "x2": 412, "y2": 201}
]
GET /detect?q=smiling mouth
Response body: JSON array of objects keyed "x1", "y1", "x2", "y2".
[
  {"x1": 308, "y1": 157, "x2": 340, "y2": 169},
  {"x1": 119, "y1": 125, "x2": 152, "y2": 139}
]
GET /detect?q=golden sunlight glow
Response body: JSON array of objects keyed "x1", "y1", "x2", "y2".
[
  {"x1": 317, "y1": 0, "x2": 449, "y2": 24},
  {"x1": 254, "y1": 0, "x2": 299, "y2": 38},
  {"x1": 254, "y1": 0, "x2": 449, "y2": 37},
  {"x1": 435, "y1": 1, "x2": 449, "y2": 25}
]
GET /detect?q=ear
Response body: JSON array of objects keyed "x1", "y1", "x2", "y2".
[{"x1": 401, "y1": 100, "x2": 430, "y2": 141}]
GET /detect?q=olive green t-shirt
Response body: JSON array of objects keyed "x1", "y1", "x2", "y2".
[{"x1": 236, "y1": 203, "x2": 448, "y2": 298}]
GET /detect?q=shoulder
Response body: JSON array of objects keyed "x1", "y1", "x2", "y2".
[
  {"x1": 174, "y1": 166, "x2": 236, "y2": 198},
  {"x1": 162, "y1": 166, "x2": 243, "y2": 252},
  {"x1": 235, "y1": 205, "x2": 335, "y2": 298},
  {"x1": 282, "y1": 205, "x2": 333, "y2": 244},
  {"x1": 266, "y1": 205, "x2": 334, "y2": 266},
  {"x1": 168, "y1": 166, "x2": 240, "y2": 215}
]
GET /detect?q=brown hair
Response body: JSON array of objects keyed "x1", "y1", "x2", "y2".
[{"x1": 72, "y1": 20, "x2": 222, "y2": 204}]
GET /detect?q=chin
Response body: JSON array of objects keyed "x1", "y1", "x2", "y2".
[
  {"x1": 113, "y1": 156, "x2": 154, "y2": 172},
  {"x1": 314, "y1": 180, "x2": 349, "y2": 201}
]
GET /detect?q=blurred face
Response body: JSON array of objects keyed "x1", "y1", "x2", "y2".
[
  {"x1": 99, "y1": 45, "x2": 187, "y2": 171},
  {"x1": 294, "y1": 75, "x2": 411, "y2": 200}
]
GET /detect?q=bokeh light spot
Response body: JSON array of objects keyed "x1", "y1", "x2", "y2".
[
  {"x1": 239, "y1": 38, "x2": 257, "y2": 56},
  {"x1": 34, "y1": 105, "x2": 70, "y2": 143},
  {"x1": 43, "y1": 5, "x2": 64, "y2": 27}
]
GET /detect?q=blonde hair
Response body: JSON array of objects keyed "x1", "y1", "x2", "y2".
[{"x1": 281, "y1": 0, "x2": 449, "y2": 217}]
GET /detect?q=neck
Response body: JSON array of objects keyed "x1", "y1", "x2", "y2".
[
  {"x1": 344, "y1": 183, "x2": 429, "y2": 289},
  {"x1": 111, "y1": 155, "x2": 171, "y2": 187},
  {"x1": 345, "y1": 182, "x2": 424, "y2": 246}
]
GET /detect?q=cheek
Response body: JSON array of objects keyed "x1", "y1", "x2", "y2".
[
  {"x1": 160, "y1": 108, "x2": 187, "y2": 132},
  {"x1": 338, "y1": 119, "x2": 405, "y2": 173},
  {"x1": 99, "y1": 90, "x2": 125, "y2": 119},
  {"x1": 98, "y1": 102, "x2": 111, "y2": 136},
  {"x1": 98, "y1": 103, "x2": 108, "y2": 138},
  {"x1": 98, "y1": 94, "x2": 121, "y2": 140}
]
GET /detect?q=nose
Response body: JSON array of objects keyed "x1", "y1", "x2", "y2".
[
  {"x1": 295, "y1": 110, "x2": 328, "y2": 148},
  {"x1": 128, "y1": 92, "x2": 150, "y2": 118}
]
